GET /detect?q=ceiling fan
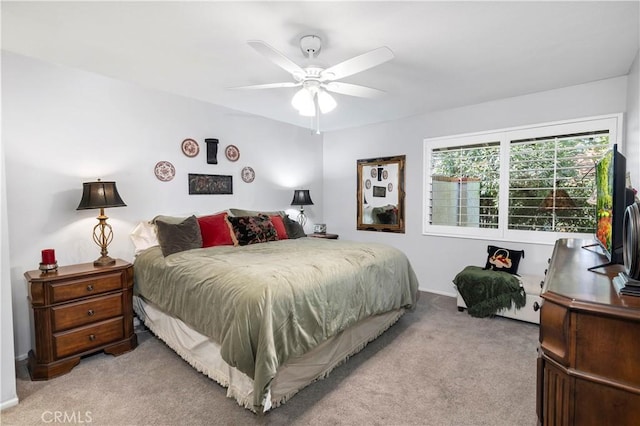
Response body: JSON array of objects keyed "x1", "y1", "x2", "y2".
[{"x1": 231, "y1": 35, "x2": 394, "y2": 132}]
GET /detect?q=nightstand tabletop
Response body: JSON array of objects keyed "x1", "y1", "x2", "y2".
[{"x1": 307, "y1": 233, "x2": 339, "y2": 239}]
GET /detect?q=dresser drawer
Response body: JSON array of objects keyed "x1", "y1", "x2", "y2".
[
  {"x1": 51, "y1": 273, "x2": 123, "y2": 303},
  {"x1": 52, "y1": 293, "x2": 123, "y2": 332},
  {"x1": 54, "y1": 317, "x2": 124, "y2": 358},
  {"x1": 575, "y1": 313, "x2": 640, "y2": 387},
  {"x1": 539, "y1": 299, "x2": 570, "y2": 366}
]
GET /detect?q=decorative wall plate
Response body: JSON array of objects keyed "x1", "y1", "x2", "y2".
[
  {"x1": 382, "y1": 170, "x2": 389, "y2": 180},
  {"x1": 365, "y1": 179, "x2": 371, "y2": 189},
  {"x1": 181, "y1": 138, "x2": 199, "y2": 157},
  {"x1": 388, "y1": 182, "x2": 393, "y2": 192},
  {"x1": 154, "y1": 161, "x2": 176, "y2": 181},
  {"x1": 241, "y1": 166, "x2": 255, "y2": 183},
  {"x1": 371, "y1": 168, "x2": 377, "y2": 178},
  {"x1": 225, "y1": 145, "x2": 240, "y2": 162}
]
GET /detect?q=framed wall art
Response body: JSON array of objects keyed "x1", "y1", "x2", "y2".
[
  {"x1": 188, "y1": 173, "x2": 233, "y2": 195},
  {"x1": 372, "y1": 186, "x2": 386, "y2": 197}
]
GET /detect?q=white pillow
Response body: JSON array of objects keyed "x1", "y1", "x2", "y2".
[{"x1": 130, "y1": 221, "x2": 159, "y2": 255}]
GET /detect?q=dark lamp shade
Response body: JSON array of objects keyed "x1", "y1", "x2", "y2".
[
  {"x1": 77, "y1": 181, "x2": 127, "y2": 210},
  {"x1": 291, "y1": 189, "x2": 313, "y2": 206}
]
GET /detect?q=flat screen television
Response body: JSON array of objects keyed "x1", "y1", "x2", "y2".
[{"x1": 589, "y1": 144, "x2": 634, "y2": 270}]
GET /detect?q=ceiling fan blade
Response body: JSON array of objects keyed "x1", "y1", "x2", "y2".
[
  {"x1": 248, "y1": 40, "x2": 306, "y2": 79},
  {"x1": 229, "y1": 82, "x2": 301, "y2": 90},
  {"x1": 320, "y1": 47, "x2": 394, "y2": 81},
  {"x1": 324, "y1": 82, "x2": 386, "y2": 98}
]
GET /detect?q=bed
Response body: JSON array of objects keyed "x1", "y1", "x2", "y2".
[{"x1": 132, "y1": 224, "x2": 419, "y2": 412}]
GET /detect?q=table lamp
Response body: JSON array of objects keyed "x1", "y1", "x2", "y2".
[
  {"x1": 77, "y1": 179, "x2": 127, "y2": 266},
  {"x1": 291, "y1": 189, "x2": 313, "y2": 226}
]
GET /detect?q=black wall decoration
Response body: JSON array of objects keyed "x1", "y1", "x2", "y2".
[
  {"x1": 188, "y1": 173, "x2": 232, "y2": 194},
  {"x1": 205, "y1": 138, "x2": 219, "y2": 164}
]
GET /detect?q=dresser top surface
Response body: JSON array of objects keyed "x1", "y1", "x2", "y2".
[{"x1": 543, "y1": 238, "x2": 640, "y2": 311}]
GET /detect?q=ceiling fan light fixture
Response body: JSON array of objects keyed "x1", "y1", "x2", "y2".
[
  {"x1": 292, "y1": 87, "x2": 313, "y2": 112},
  {"x1": 292, "y1": 88, "x2": 316, "y2": 116},
  {"x1": 298, "y1": 103, "x2": 316, "y2": 117},
  {"x1": 317, "y1": 90, "x2": 336, "y2": 114}
]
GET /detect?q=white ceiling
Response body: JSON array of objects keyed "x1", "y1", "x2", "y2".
[{"x1": 2, "y1": 1, "x2": 639, "y2": 132}]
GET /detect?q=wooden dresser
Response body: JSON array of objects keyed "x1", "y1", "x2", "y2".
[
  {"x1": 537, "y1": 238, "x2": 640, "y2": 425},
  {"x1": 25, "y1": 259, "x2": 137, "y2": 380}
]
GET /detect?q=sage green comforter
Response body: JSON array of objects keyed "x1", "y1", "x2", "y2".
[{"x1": 133, "y1": 238, "x2": 419, "y2": 409}]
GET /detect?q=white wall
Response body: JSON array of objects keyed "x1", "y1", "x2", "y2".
[
  {"x1": 626, "y1": 49, "x2": 640, "y2": 187},
  {"x1": 1, "y1": 143, "x2": 18, "y2": 410},
  {"x1": 2, "y1": 52, "x2": 323, "y2": 361},
  {"x1": 323, "y1": 76, "x2": 633, "y2": 296}
]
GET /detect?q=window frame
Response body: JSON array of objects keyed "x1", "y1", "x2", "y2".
[{"x1": 422, "y1": 113, "x2": 624, "y2": 244}]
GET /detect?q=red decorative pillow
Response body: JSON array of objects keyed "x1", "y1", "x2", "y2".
[
  {"x1": 270, "y1": 215, "x2": 288, "y2": 240},
  {"x1": 197, "y1": 212, "x2": 237, "y2": 247}
]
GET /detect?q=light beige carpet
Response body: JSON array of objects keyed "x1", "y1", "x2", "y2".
[{"x1": 1, "y1": 292, "x2": 539, "y2": 425}]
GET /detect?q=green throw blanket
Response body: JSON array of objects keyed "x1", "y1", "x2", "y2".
[{"x1": 453, "y1": 266, "x2": 526, "y2": 318}]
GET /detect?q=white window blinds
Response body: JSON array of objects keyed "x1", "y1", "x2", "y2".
[
  {"x1": 508, "y1": 131, "x2": 610, "y2": 233},
  {"x1": 429, "y1": 142, "x2": 500, "y2": 229}
]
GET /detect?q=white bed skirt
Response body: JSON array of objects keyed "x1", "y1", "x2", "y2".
[{"x1": 133, "y1": 295, "x2": 405, "y2": 412}]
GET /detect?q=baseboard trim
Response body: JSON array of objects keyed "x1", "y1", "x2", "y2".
[
  {"x1": 0, "y1": 396, "x2": 19, "y2": 411},
  {"x1": 421, "y1": 288, "x2": 456, "y2": 298}
]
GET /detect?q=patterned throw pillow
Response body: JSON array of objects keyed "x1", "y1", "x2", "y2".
[
  {"x1": 227, "y1": 214, "x2": 278, "y2": 246},
  {"x1": 483, "y1": 245, "x2": 525, "y2": 275}
]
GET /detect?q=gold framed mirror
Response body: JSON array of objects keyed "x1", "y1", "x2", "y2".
[{"x1": 357, "y1": 155, "x2": 405, "y2": 233}]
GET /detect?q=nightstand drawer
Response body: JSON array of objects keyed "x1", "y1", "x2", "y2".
[
  {"x1": 52, "y1": 293, "x2": 123, "y2": 332},
  {"x1": 51, "y1": 273, "x2": 122, "y2": 303},
  {"x1": 54, "y1": 317, "x2": 124, "y2": 359}
]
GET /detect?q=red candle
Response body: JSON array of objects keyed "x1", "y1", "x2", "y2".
[{"x1": 41, "y1": 249, "x2": 56, "y2": 264}]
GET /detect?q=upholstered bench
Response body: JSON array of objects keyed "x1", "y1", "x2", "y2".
[{"x1": 455, "y1": 269, "x2": 543, "y2": 325}]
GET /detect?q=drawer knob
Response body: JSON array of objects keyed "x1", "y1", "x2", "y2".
[
  {"x1": 87, "y1": 309, "x2": 95, "y2": 317},
  {"x1": 86, "y1": 284, "x2": 94, "y2": 292},
  {"x1": 533, "y1": 302, "x2": 541, "y2": 312},
  {"x1": 88, "y1": 334, "x2": 96, "y2": 341}
]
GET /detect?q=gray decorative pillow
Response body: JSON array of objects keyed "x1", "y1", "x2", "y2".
[
  {"x1": 152, "y1": 214, "x2": 189, "y2": 225},
  {"x1": 283, "y1": 215, "x2": 306, "y2": 239},
  {"x1": 155, "y1": 215, "x2": 203, "y2": 256}
]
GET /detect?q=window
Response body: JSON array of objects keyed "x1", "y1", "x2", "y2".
[
  {"x1": 508, "y1": 131, "x2": 609, "y2": 233},
  {"x1": 423, "y1": 114, "x2": 622, "y2": 243},
  {"x1": 430, "y1": 142, "x2": 500, "y2": 229}
]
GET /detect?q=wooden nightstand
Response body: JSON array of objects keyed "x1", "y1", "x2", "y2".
[
  {"x1": 307, "y1": 233, "x2": 339, "y2": 239},
  {"x1": 25, "y1": 259, "x2": 137, "y2": 380}
]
